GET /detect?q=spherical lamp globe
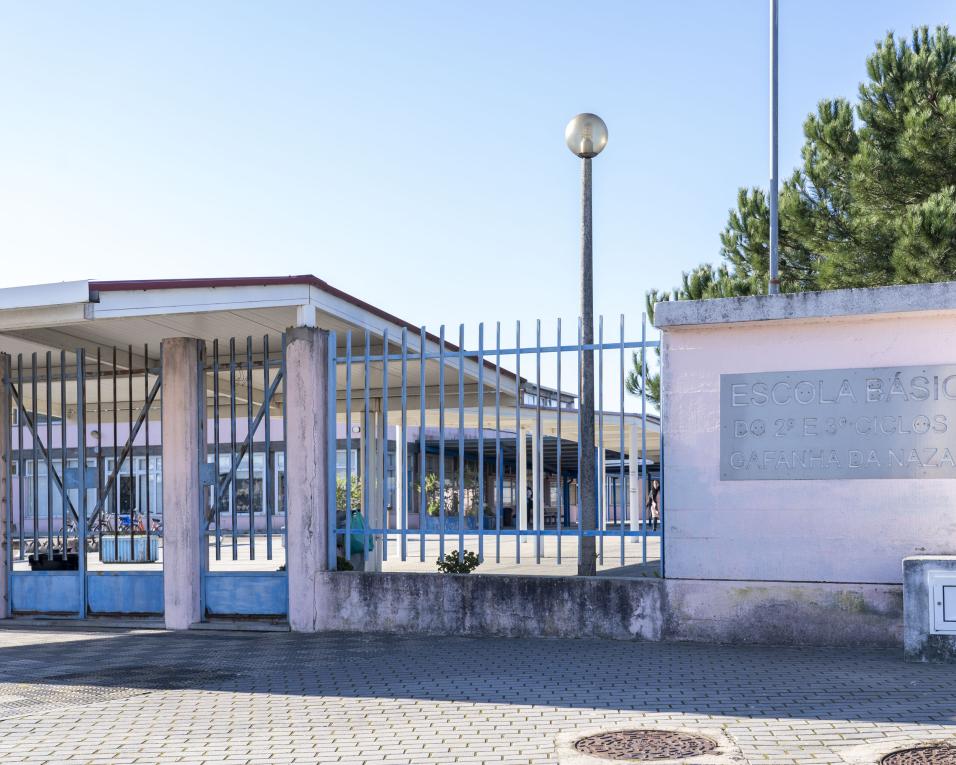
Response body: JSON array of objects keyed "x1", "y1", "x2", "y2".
[{"x1": 564, "y1": 113, "x2": 608, "y2": 158}]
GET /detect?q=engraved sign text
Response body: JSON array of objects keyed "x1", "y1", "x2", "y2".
[{"x1": 719, "y1": 365, "x2": 956, "y2": 480}]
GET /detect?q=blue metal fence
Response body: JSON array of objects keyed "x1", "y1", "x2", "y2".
[{"x1": 326, "y1": 314, "x2": 662, "y2": 573}]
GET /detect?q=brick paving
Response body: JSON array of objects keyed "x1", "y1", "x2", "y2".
[{"x1": 0, "y1": 624, "x2": 953, "y2": 764}]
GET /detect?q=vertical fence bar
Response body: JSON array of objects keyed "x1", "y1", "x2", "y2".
[
  {"x1": 263, "y1": 335, "x2": 273, "y2": 561},
  {"x1": 145, "y1": 344, "x2": 153, "y2": 562},
  {"x1": 127, "y1": 346, "x2": 134, "y2": 556},
  {"x1": 641, "y1": 312, "x2": 649, "y2": 567},
  {"x1": 418, "y1": 326, "x2": 426, "y2": 562},
  {"x1": 45, "y1": 352, "x2": 52, "y2": 559},
  {"x1": 381, "y1": 328, "x2": 389, "y2": 562},
  {"x1": 229, "y1": 338, "x2": 238, "y2": 560},
  {"x1": 597, "y1": 318, "x2": 604, "y2": 566},
  {"x1": 576, "y1": 321, "x2": 582, "y2": 564},
  {"x1": 400, "y1": 327, "x2": 408, "y2": 562},
  {"x1": 619, "y1": 314, "x2": 627, "y2": 566},
  {"x1": 95, "y1": 349, "x2": 101, "y2": 557},
  {"x1": 345, "y1": 331, "x2": 353, "y2": 567},
  {"x1": 327, "y1": 331, "x2": 338, "y2": 570},
  {"x1": 658, "y1": 317, "x2": 665, "y2": 577},
  {"x1": 76, "y1": 349, "x2": 87, "y2": 617},
  {"x1": 281, "y1": 333, "x2": 288, "y2": 557},
  {"x1": 438, "y1": 325, "x2": 446, "y2": 561},
  {"x1": 27, "y1": 354, "x2": 35, "y2": 558},
  {"x1": 212, "y1": 340, "x2": 221, "y2": 560},
  {"x1": 31, "y1": 353, "x2": 38, "y2": 559},
  {"x1": 362, "y1": 330, "x2": 370, "y2": 565},
  {"x1": 16, "y1": 356, "x2": 23, "y2": 561},
  {"x1": 245, "y1": 337, "x2": 255, "y2": 560},
  {"x1": 59, "y1": 351, "x2": 67, "y2": 558},
  {"x1": 476, "y1": 323, "x2": 485, "y2": 563},
  {"x1": 494, "y1": 322, "x2": 502, "y2": 564},
  {"x1": 534, "y1": 319, "x2": 542, "y2": 564},
  {"x1": 514, "y1": 320, "x2": 521, "y2": 564},
  {"x1": 556, "y1": 318, "x2": 562, "y2": 565},
  {"x1": 4, "y1": 355, "x2": 13, "y2": 586},
  {"x1": 111, "y1": 347, "x2": 118, "y2": 554},
  {"x1": 457, "y1": 325, "x2": 464, "y2": 562}
]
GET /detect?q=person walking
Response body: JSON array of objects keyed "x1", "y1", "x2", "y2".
[{"x1": 645, "y1": 478, "x2": 661, "y2": 532}]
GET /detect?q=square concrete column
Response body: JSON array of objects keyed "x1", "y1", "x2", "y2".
[
  {"x1": 161, "y1": 338, "x2": 206, "y2": 629},
  {"x1": 285, "y1": 327, "x2": 331, "y2": 632},
  {"x1": 0, "y1": 354, "x2": 10, "y2": 618}
]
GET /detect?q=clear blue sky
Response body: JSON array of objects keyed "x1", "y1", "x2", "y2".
[{"x1": 1, "y1": 1, "x2": 953, "y2": 339}]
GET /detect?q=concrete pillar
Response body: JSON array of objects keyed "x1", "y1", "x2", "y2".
[
  {"x1": 161, "y1": 338, "x2": 206, "y2": 629},
  {"x1": 517, "y1": 428, "x2": 528, "y2": 533},
  {"x1": 0, "y1": 354, "x2": 10, "y2": 619},
  {"x1": 285, "y1": 327, "x2": 331, "y2": 632},
  {"x1": 629, "y1": 425, "x2": 641, "y2": 532}
]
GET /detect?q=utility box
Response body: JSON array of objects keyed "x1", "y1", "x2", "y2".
[
  {"x1": 928, "y1": 571, "x2": 956, "y2": 635},
  {"x1": 903, "y1": 556, "x2": 956, "y2": 662}
]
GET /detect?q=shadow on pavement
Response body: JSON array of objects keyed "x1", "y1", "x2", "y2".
[{"x1": 0, "y1": 623, "x2": 953, "y2": 727}]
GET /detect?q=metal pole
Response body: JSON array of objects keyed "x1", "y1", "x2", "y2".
[
  {"x1": 768, "y1": 0, "x2": 780, "y2": 295},
  {"x1": 578, "y1": 155, "x2": 597, "y2": 576}
]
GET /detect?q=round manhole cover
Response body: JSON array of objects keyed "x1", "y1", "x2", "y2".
[
  {"x1": 573, "y1": 729, "x2": 718, "y2": 761},
  {"x1": 881, "y1": 746, "x2": 956, "y2": 765}
]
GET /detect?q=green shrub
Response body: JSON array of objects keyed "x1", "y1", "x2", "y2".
[{"x1": 436, "y1": 550, "x2": 481, "y2": 574}]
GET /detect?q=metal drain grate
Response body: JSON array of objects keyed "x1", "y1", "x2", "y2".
[
  {"x1": 881, "y1": 746, "x2": 956, "y2": 765},
  {"x1": 574, "y1": 729, "x2": 718, "y2": 761}
]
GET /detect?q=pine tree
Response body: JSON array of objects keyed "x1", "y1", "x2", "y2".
[{"x1": 631, "y1": 25, "x2": 956, "y2": 403}]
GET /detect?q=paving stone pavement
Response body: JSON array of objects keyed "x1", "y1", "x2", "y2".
[{"x1": 0, "y1": 624, "x2": 953, "y2": 765}]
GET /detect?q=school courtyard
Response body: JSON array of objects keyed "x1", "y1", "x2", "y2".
[{"x1": 0, "y1": 624, "x2": 953, "y2": 765}]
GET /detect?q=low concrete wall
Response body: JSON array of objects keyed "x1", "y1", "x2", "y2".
[
  {"x1": 315, "y1": 572, "x2": 664, "y2": 641},
  {"x1": 663, "y1": 579, "x2": 902, "y2": 648},
  {"x1": 309, "y1": 572, "x2": 903, "y2": 647}
]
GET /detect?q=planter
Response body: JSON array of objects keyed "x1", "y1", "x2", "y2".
[{"x1": 100, "y1": 535, "x2": 159, "y2": 563}]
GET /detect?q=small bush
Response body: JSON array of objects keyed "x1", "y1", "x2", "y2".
[{"x1": 436, "y1": 550, "x2": 481, "y2": 574}]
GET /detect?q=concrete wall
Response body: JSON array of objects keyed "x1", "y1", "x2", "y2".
[
  {"x1": 658, "y1": 287, "x2": 956, "y2": 584},
  {"x1": 308, "y1": 572, "x2": 902, "y2": 647},
  {"x1": 663, "y1": 579, "x2": 902, "y2": 647},
  {"x1": 314, "y1": 572, "x2": 663, "y2": 641}
]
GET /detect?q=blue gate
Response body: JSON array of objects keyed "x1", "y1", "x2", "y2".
[
  {"x1": 4, "y1": 346, "x2": 164, "y2": 619},
  {"x1": 199, "y1": 336, "x2": 288, "y2": 621}
]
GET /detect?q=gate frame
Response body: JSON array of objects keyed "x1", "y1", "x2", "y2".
[
  {"x1": 198, "y1": 334, "x2": 289, "y2": 623},
  {"x1": 2, "y1": 346, "x2": 165, "y2": 620}
]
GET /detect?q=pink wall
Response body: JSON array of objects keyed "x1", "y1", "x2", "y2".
[{"x1": 662, "y1": 311, "x2": 956, "y2": 584}]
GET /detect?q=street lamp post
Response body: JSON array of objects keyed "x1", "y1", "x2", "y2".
[{"x1": 565, "y1": 113, "x2": 608, "y2": 577}]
